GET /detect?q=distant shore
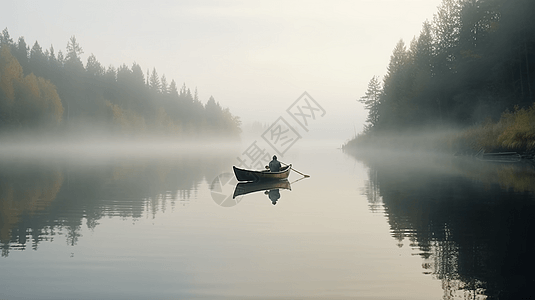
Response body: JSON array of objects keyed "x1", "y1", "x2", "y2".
[{"x1": 344, "y1": 103, "x2": 535, "y2": 161}]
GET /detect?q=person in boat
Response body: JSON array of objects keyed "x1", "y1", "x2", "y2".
[{"x1": 268, "y1": 155, "x2": 281, "y2": 172}]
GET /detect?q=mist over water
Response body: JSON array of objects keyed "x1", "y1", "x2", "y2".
[
  {"x1": 0, "y1": 134, "x2": 241, "y2": 162},
  {"x1": 0, "y1": 136, "x2": 533, "y2": 299}
]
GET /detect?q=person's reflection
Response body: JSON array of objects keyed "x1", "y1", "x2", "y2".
[{"x1": 264, "y1": 189, "x2": 281, "y2": 205}]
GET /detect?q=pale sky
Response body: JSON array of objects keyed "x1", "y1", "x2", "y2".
[{"x1": 3, "y1": 0, "x2": 443, "y2": 142}]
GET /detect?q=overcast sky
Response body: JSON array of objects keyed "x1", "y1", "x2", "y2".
[{"x1": 3, "y1": 0, "x2": 443, "y2": 141}]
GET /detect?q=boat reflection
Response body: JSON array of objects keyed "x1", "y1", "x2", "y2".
[{"x1": 233, "y1": 180, "x2": 291, "y2": 205}]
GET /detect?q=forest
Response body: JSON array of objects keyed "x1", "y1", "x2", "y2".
[
  {"x1": 348, "y1": 0, "x2": 535, "y2": 154},
  {"x1": 0, "y1": 30, "x2": 241, "y2": 139}
]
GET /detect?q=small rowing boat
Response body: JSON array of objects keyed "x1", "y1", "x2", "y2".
[
  {"x1": 477, "y1": 152, "x2": 522, "y2": 163},
  {"x1": 233, "y1": 164, "x2": 291, "y2": 182}
]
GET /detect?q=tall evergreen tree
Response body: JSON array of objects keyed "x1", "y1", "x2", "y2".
[
  {"x1": 160, "y1": 74, "x2": 168, "y2": 95},
  {"x1": 57, "y1": 50, "x2": 65, "y2": 66},
  {"x1": 30, "y1": 41, "x2": 46, "y2": 77},
  {"x1": 86, "y1": 53, "x2": 104, "y2": 77},
  {"x1": 14, "y1": 37, "x2": 29, "y2": 75},
  {"x1": 105, "y1": 65, "x2": 116, "y2": 82},
  {"x1": 0, "y1": 28, "x2": 13, "y2": 46},
  {"x1": 149, "y1": 68, "x2": 160, "y2": 92},
  {"x1": 432, "y1": 0, "x2": 462, "y2": 66},
  {"x1": 359, "y1": 76, "x2": 382, "y2": 132},
  {"x1": 47, "y1": 45, "x2": 57, "y2": 66},
  {"x1": 379, "y1": 40, "x2": 412, "y2": 129},
  {"x1": 131, "y1": 63, "x2": 145, "y2": 86},
  {"x1": 65, "y1": 36, "x2": 84, "y2": 71},
  {"x1": 169, "y1": 79, "x2": 178, "y2": 97}
]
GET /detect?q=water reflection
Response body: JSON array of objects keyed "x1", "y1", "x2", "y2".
[
  {"x1": 265, "y1": 189, "x2": 280, "y2": 205},
  {"x1": 209, "y1": 173, "x2": 297, "y2": 207},
  {"x1": 0, "y1": 162, "x2": 64, "y2": 254},
  {"x1": 0, "y1": 152, "x2": 233, "y2": 257},
  {"x1": 232, "y1": 179, "x2": 292, "y2": 206},
  {"x1": 349, "y1": 151, "x2": 535, "y2": 299}
]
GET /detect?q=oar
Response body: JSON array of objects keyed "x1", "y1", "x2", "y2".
[
  {"x1": 280, "y1": 161, "x2": 310, "y2": 178},
  {"x1": 290, "y1": 176, "x2": 308, "y2": 185}
]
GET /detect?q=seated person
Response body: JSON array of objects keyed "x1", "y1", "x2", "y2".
[{"x1": 268, "y1": 155, "x2": 281, "y2": 172}]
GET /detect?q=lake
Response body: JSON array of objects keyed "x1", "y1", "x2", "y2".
[{"x1": 1, "y1": 140, "x2": 534, "y2": 299}]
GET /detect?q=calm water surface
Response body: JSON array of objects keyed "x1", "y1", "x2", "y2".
[{"x1": 1, "y1": 142, "x2": 534, "y2": 299}]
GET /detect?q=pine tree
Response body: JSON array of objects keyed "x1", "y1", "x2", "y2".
[
  {"x1": 86, "y1": 53, "x2": 104, "y2": 76},
  {"x1": 169, "y1": 80, "x2": 178, "y2": 97},
  {"x1": 57, "y1": 50, "x2": 64, "y2": 66},
  {"x1": 48, "y1": 45, "x2": 56, "y2": 66},
  {"x1": 359, "y1": 76, "x2": 382, "y2": 132},
  {"x1": 160, "y1": 74, "x2": 168, "y2": 94},
  {"x1": 149, "y1": 68, "x2": 160, "y2": 92},
  {"x1": 65, "y1": 36, "x2": 84, "y2": 70},
  {"x1": 131, "y1": 63, "x2": 144, "y2": 86},
  {"x1": 14, "y1": 37, "x2": 29, "y2": 74},
  {"x1": 30, "y1": 41, "x2": 45, "y2": 77},
  {"x1": 105, "y1": 65, "x2": 116, "y2": 82},
  {"x1": 379, "y1": 40, "x2": 411, "y2": 129},
  {"x1": 432, "y1": 0, "x2": 462, "y2": 73},
  {"x1": 0, "y1": 28, "x2": 13, "y2": 46}
]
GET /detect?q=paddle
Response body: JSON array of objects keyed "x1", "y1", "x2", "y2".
[
  {"x1": 279, "y1": 161, "x2": 310, "y2": 178},
  {"x1": 290, "y1": 176, "x2": 308, "y2": 185}
]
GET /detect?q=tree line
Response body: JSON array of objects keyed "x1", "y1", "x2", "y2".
[
  {"x1": 358, "y1": 0, "x2": 534, "y2": 134},
  {"x1": 0, "y1": 30, "x2": 241, "y2": 137}
]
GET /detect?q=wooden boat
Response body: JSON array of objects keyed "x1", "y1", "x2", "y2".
[
  {"x1": 477, "y1": 152, "x2": 522, "y2": 163},
  {"x1": 233, "y1": 179, "x2": 291, "y2": 198},
  {"x1": 233, "y1": 164, "x2": 291, "y2": 182}
]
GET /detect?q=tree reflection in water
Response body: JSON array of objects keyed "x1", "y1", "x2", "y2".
[
  {"x1": 353, "y1": 152, "x2": 535, "y2": 300},
  {"x1": 0, "y1": 152, "x2": 233, "y2": 257}
]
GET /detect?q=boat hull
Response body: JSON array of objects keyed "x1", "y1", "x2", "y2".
[{"x1": 233, "y1": 165, "x2": 291, "y2": 182}]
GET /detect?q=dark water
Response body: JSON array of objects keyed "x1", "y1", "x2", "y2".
[
  {"x1": 355, "y1": 150, "x2": 535, "y2": 300},
  {"x1": 0, "y1": 142, "x2": 534, "y2": 299}
]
